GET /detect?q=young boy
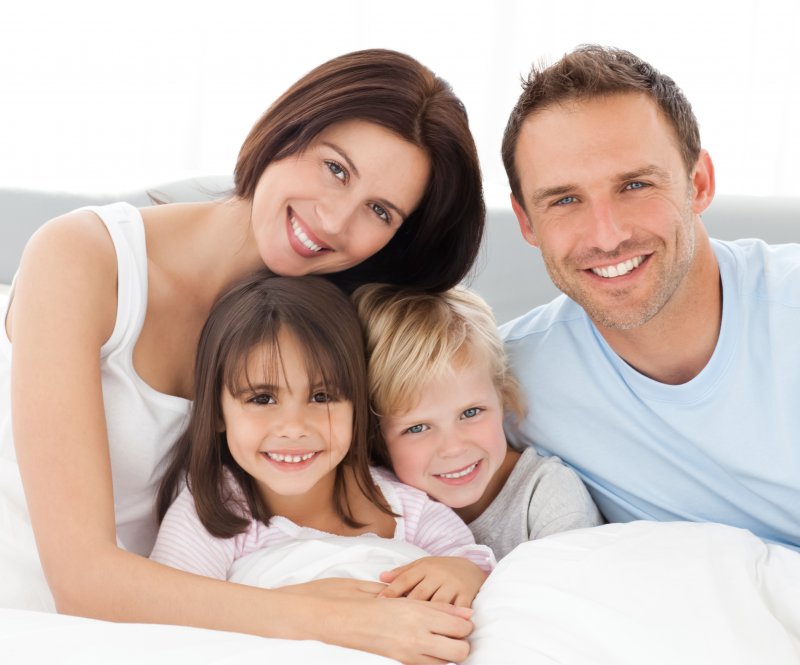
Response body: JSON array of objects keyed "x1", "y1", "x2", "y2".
[{"x1": 353, "y1": 285, "x2": 603, "y2": 560}]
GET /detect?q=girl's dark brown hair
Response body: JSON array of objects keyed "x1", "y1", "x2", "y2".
[
  {"x1": 156, "y1": 270, "x2": 387, "y2": 537},
  {"x1": 234, "y1": 48, "x2": 485, "y2": 293}
]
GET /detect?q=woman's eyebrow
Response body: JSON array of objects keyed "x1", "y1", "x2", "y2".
[{"x1": 322, "y1": 141, "x2": 410, "y2": 219}]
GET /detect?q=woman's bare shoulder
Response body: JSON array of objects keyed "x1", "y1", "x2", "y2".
[{"x1": 10, "y1": 208, "x2": 121, "y2": 343}]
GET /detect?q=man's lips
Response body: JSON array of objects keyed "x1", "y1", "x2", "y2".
[{"x1": 584, "y1": 253, "x2": 651, "y2": 280}]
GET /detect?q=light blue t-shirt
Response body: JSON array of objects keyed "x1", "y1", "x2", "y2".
[{"x1": 501, "y1": 238, "x2": 800, "y2": 551}]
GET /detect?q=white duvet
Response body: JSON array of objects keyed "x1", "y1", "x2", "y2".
[{"x1": 1, "y1": 520, "x2": 798, "y2": 664}]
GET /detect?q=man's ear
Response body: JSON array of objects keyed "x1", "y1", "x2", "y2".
[
  {"x1": 691, "y1": 149, "x2": 716, "y2": 215},
  {"x1": 510, "y1": 194, "x2": 539, "y2": 248}
]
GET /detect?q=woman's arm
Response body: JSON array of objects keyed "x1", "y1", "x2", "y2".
[{"x1": 8, "y1": 212, "x2": 472, "y2": 665}]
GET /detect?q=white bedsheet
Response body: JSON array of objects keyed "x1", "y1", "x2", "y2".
[
  {"x1": 228, "y1": 534, "x2": 430, "y2": 587},
  {"x1": 1, "y1": 521, "x2": 798, "y2": 664}
]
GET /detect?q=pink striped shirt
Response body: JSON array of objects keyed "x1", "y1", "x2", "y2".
[{"x1": 150, "y1": 467, "x2": 495, "y2": 579}]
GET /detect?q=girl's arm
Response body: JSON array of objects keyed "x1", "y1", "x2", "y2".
[
  {"x1": 378, "y1": 481, "x2": 495, "y2": 607},
  {"x1": 9, "y1": 213, "x2": 472, "y2": 665}
]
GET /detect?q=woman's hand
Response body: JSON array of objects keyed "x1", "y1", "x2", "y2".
[
  {"x1": 278, "y1": 577, "x2": 475, "y2": 662},
  {"x1": 284, "y1": 590, "x2": 474, "y2": 665},
  {"x1": 278, "y1": 577, "x2": 386, "y2": 599},
  {"x1": 378, "y1": 556, "x2": 488, "y2": 608}
]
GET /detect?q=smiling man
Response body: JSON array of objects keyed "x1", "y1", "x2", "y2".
[{"x1": 499, "y1": 45, "x2": 800, "y2": 551}]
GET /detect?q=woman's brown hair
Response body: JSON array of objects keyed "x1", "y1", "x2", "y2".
[
  {"x1": 234, "y1": 48, "x2": 485, "y2": 293},
  {"x1": 156, "y1": 271, "x2": 387, "y2": 537}
]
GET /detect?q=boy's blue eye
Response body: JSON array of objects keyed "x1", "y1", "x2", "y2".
[
  {"x1": 462, "y1": 407, "x2": 481, "y2": 418},
  {"x1": 406, "y1": 423, "x2": 427, "y2": 434}
]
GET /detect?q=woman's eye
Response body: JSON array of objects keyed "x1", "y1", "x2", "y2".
[
  {"x1": 462, "y1": 407, "x2": 481, "y2": 419},
  {"x1": 369, "y1": 202, "x2": 390, "y2": 224},
  {"x1": 406, "y1": 423, "x2": 428, "y2": 434},
  {"x1": 326, "y1": 160, "x2": 347, "y2": 182},
  {"x1": 249, "y1": 393, "x2": 275, "y2": 405}
]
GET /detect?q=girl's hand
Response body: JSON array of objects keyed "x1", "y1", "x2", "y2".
[{"x1": 378, "y1": 556, "x2": 488, "y2": 608}]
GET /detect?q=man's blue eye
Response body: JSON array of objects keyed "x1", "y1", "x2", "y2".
[{"x1": 555, "y1": 196, "x2": 577, "y2": 206}]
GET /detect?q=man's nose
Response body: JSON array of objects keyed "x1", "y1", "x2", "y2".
[{"x1": 584, "y1": 199, "x2": 632, "y2": 252}]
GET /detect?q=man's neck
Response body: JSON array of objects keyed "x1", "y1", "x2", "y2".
[{"x1": 597, "y1": 236, "x2": 722, "y2": 386}]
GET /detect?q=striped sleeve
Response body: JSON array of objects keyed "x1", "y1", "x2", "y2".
[
  {"x1": 391, "y1": 479, "x2": 496, "y2": 572},
  {"x1": 149, "y1": 486, "x2": 238, "y2": 580}
]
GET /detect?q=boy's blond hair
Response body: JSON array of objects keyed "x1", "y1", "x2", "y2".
[{"x1": 353, "y1": 284, "x2": 526, "y2": 455}]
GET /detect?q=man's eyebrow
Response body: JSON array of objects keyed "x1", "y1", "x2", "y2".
[
  {"x1": 527, "y1": 165, "x2": 674, "y2": 208},
  {"x1": 322, "y1": 140, "x2": 411, "y2": 220},
  {"x1": 617, "y1": 165, "x2": 672, "y2": 182},
  {"x1": 529, "y1": 184, "x2": 577, "y2": 208}
]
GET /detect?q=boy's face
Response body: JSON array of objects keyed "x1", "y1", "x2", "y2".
[{"x1": 380, "y1": 360, "x2": 508, "y2": 510}]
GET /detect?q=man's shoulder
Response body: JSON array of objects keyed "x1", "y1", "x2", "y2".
[
  {"x1": 499, "y1": 293, "x2": 585, "y2": 344},
  {"x1": 713, "y1": 238, "x2": 800, "y2": 303}
]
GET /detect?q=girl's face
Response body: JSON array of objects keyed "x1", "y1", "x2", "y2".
[
  {"x1": 379, "y1": 360, "x2": 508, "y2": 511},
  {"x1": 221, "y1": 329, "x2": 354, "y2": 509},
  {"x1": 249, "y1": 119, "x2": 431, "y2": 276}
]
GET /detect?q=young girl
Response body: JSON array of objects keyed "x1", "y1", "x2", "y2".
[
  {"x1": 353, "y1": 284, "x2": 603, "y2": 560},
  {"x1": 151, "y1": 272, "x2": 493, "y2": 610}
]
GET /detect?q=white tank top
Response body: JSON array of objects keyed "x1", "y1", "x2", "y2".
[{"x1": 0, "y1": 202, "x2": 191, "y2": 608}]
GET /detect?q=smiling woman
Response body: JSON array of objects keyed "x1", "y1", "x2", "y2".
[
  {"x1": 0, "y1": 48, "x2": 485, "y2": 665},
  {"x1": 247, "y1": 119, "x2": 431, "y2": 278}
]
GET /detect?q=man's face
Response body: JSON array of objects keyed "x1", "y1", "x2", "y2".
[{"x1": 511, "y1": 93, "x2": 712, "y2": 330}]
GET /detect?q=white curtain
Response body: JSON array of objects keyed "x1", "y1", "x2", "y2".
[{"x1": 1, "y1": 0, "x2": 798, "y2": 205}]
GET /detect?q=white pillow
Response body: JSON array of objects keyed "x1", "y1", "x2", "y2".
[{"x1": 468, "y1": 521, "x2": 800, "y2": 665}]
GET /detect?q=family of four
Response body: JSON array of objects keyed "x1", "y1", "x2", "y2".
[{"x1": 1, "y1": 44, "x2": 797, "y2": 665}]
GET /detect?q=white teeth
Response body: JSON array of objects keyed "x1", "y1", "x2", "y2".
[
  {"x1": 290, "y1": 216, "x2": 323, "y2": 252},
  {"x1": 266, "y1": 451, "x2": 316, "y2": 463},
  {"x1": 438, "y1": 462, "x2": 478, "y2": 479},
  {"x1": 591, "y1": 255, "x2": 644, "y2": 278}
]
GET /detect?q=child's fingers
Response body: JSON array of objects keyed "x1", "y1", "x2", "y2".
[
  {"x1": 378, "y1": 568, "x2": 426, "y2": 598},
  {"x1": 405, "y1": 577, "x2": 442, "y2": 601},
  {"x1": 430, "y1": 585, "x2": 459, "y2": 605},
  {"x1": 378, "y1": 561, "x2": 416, "y2": 584}
]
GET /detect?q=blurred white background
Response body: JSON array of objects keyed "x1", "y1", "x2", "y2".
[{"x1": 1, "y1": 0, "x2": 798, "y2": 207}]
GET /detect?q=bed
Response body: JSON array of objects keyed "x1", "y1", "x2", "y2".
[
  {"x1": 1, "y1": 521, "x2": 798, "y2": 664},
  {"x1": 2, "y1": 181, "x2": 799, "y2": 664}
]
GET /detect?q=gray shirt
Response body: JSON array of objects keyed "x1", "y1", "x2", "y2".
[{"x1": 468, "y1": 448, "x2": 603, "y2": 560}]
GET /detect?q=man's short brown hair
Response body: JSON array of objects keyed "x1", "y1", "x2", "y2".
[{"x1": 502, "y1": 44, "x2": 701, "y2": 203}]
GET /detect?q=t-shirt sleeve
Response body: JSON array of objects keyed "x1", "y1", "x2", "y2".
[
  {"x1": 527, "y1": 459, "x2": 605, "y2": 540},
  {"x1": 149, "y1": 486, "x2": 237, "y2": 580},
  {"x1": 401, "y1": 487, "x2": 496, "y2": 572}
]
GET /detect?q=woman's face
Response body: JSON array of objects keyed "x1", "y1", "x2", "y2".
[{"x1": 250, "y1": 119, "x2": 431, "y2": 276}]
